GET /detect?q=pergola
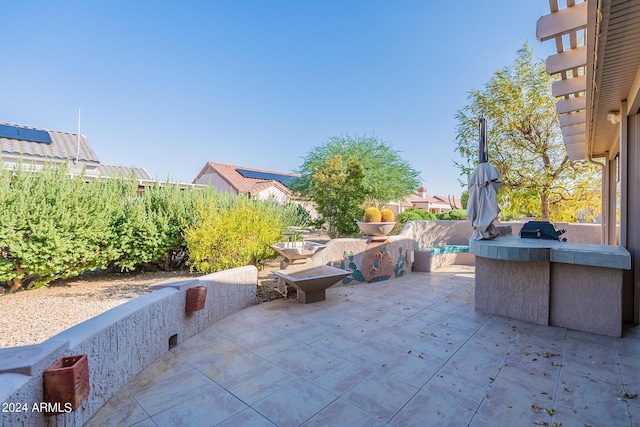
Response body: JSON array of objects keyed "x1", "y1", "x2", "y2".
[{"x1": 536, "y1": 0, "x2": 640, "y2": 323}]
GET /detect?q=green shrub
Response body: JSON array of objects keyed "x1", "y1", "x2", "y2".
[
  {"x1": 0, "y1": 163, "x2": 120, "y2": 290},
  {"x1": 110, "y1": 183, "x2": 213, "y2": 271},
  {"x1": 185, "y1": 197, "x2": 288, "y2": 273},
  {"x1": 288, "y1": 203, "x2": 312, "y2": 227},
  {"x1": 397, "y1": 210, "x2": 423, "y2": 223},
  {"x1": 397, "y1": 208, "x2": 436, "y2": 224},
  {"x1": 418, "y1": 210, "x2": 437, "y2": 220},
  {"x1": 0, "y1": 160, "x2": 307, "y2": 291},
  {"x1": 436, "y1": 209, "x2": 468, "y2": 220}
]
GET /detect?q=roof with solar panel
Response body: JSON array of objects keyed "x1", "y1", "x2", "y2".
[
  {"x1": 0, "y1": 121, "x2": 159, "y2": 185},
  {"x1": 193, "y1": 161, "x2": 300, "y2": 195},
  {"x1": 0, "y1": 122, "x2": 100, "y2": 164}
]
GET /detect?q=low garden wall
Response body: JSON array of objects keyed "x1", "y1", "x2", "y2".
[
  {"x1": 397, "y1": 220, "x2": 475, "y2": 247},
  {"x1": 309, "y1": 236, "x2": 416, "y2": 284},
  {"x1": 0, "y1": 266, "x2": 257, "y2": 427}
]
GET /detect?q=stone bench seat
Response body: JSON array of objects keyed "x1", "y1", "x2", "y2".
[{"x1": 413, "y1": 245, "x2": 474, "y2": 272}]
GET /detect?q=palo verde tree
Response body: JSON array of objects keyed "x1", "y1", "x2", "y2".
[
  {"x1": 303, "y1": 154, "x2": 366, "y2": 238},
  {"x1": 294, "y1": 134, "x2": 420, "y2": 208},
  {"x1": 454, "y1": 44, "x2": 601, "y2": 222}
]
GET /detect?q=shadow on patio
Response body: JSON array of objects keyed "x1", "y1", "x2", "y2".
[{"x1": 88, "y1": 265, "x2": 640, "y2": 426}]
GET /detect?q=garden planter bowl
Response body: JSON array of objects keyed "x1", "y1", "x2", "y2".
[{"x1": 357, "y1": 221, "x2": 396, "y2": 236}]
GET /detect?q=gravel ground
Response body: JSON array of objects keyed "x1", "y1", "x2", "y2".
[
  {"x1": 0, "y1": 232, "x2": 328, "y2": 348},
  {"x1": 0, "y1": 262, "x2": 286, "y2": 348}
]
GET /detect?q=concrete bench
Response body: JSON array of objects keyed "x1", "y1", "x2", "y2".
[{"x1": 413, "y1": 245, "x2": 474, "y2": 272}]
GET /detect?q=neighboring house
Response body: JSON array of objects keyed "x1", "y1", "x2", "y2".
[
  {"x1": 0, "y1": 121, "x2": 174, "y2": 191},
  {"x1": 0, "y1": 121, "x2": 102, "y2": 178},
  {"x1": 193, "y1": 162, "x2": 300, "y2": 204},
  {"x1": 96, "y1": 164, "x2": 152, "y2": 181},
  {"x1": 535, "y1": 1, "x2": 640, "y2": 323},
  {"x1": 385, "y1": 187, "x2": 461, "y2": 215}
]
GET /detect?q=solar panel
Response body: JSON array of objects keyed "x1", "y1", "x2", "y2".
[
  {"x1": 0, "y1": 124, "x2": 52, "y2": 144},
  {"x1": 0, "y1": 124, "x2": 20, "y2": 139},
  {"x1": 17, "y1": 127, "x2": 52, "y2": 144},
  {"x1": 236, "y1": 168, "x2": 298, "y2": 187}
]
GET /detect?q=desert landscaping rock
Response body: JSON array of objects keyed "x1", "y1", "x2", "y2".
[{"x1": 0, "y1": 261, "x2": 286, "y2": 348}]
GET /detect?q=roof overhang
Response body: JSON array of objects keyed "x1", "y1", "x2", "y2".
[{"x1": 537, "y1": 0, "x2": 640, "y2": 161}]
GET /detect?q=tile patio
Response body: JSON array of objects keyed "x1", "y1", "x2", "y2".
[{"x1": 88, "y1": 265, "x2": 640, "y2": 426}]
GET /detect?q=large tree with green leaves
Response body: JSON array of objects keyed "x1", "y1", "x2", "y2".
[
  {"x1": 293, "y1": 134, "x2": 420, "y2": 234},
  {"x1": 300, "y1": 154, "x2": 366, "y2": 237},
  {"x1": 454, "y1": 45, "x2": 601, "y2": 222}
]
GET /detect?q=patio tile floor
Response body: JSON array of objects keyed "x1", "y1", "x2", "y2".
[{"x1": 87, "y1": 265, "x2": 640, "y2": 426}]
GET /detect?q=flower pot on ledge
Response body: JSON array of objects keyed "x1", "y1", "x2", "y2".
[{"x1": 357, "y1": 221, "x2": 396, "y2": 236}]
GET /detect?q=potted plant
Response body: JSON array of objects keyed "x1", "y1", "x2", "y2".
[{"x1": 357, "y1": 207, "x2": 396, "y2": 236}]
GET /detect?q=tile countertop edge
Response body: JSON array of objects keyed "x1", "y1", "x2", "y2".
[{"x1": 470, "y1": 235, "x2": 630, "y2": 269}]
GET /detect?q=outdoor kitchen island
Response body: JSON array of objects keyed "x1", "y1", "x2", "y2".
[{"x1": 470, "y1": 235, "x2": 631, "y2": 337}]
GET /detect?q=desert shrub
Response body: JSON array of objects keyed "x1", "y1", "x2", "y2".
[
  {"x1": 289, "y1": 203, "x2": 313, "y2": 227},
  {"x1": 185, "y1": 196, "x2": 289, "y2": 273},
  {"x1": 417, "y1": 210, "x2": 436, "y2": 220},
  {"x1": 0, "y1": 163, "x2": 120, "y2": 291},
  {"x1": 397, "y1": 210, "x2": 423, "y2": 223},
  {"x1": 397, "y1": 208, "x2": 436, "y2": 224},
  {"x1": 437, "y1": 209, "x2": 468, "y2": 220},
  {"x1": 110, "y1": 183, "x2": 213, "y2": 271}
]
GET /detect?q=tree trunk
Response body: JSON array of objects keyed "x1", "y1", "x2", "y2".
[
  {"x1": 8, "y1": 264, "x2": 23, "y2": 293},
  {"x1": 541, "y1": 193, "x2": 550, "y2": 220}
]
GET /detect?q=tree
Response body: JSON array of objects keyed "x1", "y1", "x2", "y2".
[
  {"x1": 294, "y1": 134, "x2": 421, "y2": 209},
  {"x1": 454, "y1": 44, "x2": 601, "y2": 222},
  {"x1": 303, "y1": 155, "x2": 366, "y2": 238},
  {"x1": 460, "y1": 190, "x2": 469, "y2": 209}
]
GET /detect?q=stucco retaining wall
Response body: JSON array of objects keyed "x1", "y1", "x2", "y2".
[
  {"x1": 0, "y1": 266, "x2": 257, "y2": 427},
  {"x1": 500, "y1": 221, "x2": 603, "y2": 244},
  {"x1": 398, "y1": 220, "x2": 475, "y2": 248}
]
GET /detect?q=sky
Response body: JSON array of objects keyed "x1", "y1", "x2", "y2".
[{"x1": 1, "y1": 1, "x2": 557, "y2": 198}]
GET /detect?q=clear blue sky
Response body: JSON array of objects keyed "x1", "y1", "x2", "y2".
[{"x1": 1, "y1": 1, "x2": 556, "y2": 197}]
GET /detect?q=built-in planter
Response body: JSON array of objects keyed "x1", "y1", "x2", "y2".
[
  {"x1": 43, "y1": 354, "x2": 89, "y2": 415},
  {"x1": 357, "y1": 221, "x2": 395, "y2": 236}
]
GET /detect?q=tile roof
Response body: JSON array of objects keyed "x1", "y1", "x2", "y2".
[
  {"x1": 403, "y1": 191, "x2": 462, "y2": 209},
  {"x1": 0, "y1": 122, "x2": 100, "y2": 164},
  {"x1": 194, "y1": 162, "x2": 298, "y2": 195},
  {"x1": 97, "y1": 165, "x2": 152, "y2": 181}
]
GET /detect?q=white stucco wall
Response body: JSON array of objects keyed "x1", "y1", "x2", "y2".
[
  {"x1": 257, "y1": 186, "x2": 289, "y2": 203},
  {"x1": 196, "y1": 171, "x2": 236, "y2": 193}
]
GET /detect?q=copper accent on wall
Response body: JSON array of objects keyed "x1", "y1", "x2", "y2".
[
  {"x1": 186, "y1": 286, "x2": 207, "y2": 312},
  {"x1": 43, "y1": 354, "x2": 90, "y2": 415}
]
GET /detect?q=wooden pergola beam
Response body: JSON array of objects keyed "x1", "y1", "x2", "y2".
[
  {"x1": 559, "y1": 111, "x2": 586, "y2": 126},
  {"x1": 546, "y1": 47, "x2": 587, "y2": 75},
  {"x1": 556, "y1": 96, "x2": 586, "y2": 114},
  {"x1": 536, "y1": 1, "x2": 587, "y2": 42},
  {"x1": 552, "y1": 75, "x2": 587, "y2": 97}
]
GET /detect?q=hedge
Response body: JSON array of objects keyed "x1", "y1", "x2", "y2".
[{"x1": 0, "y1": 162, "x2": 307, "y2": 292}]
